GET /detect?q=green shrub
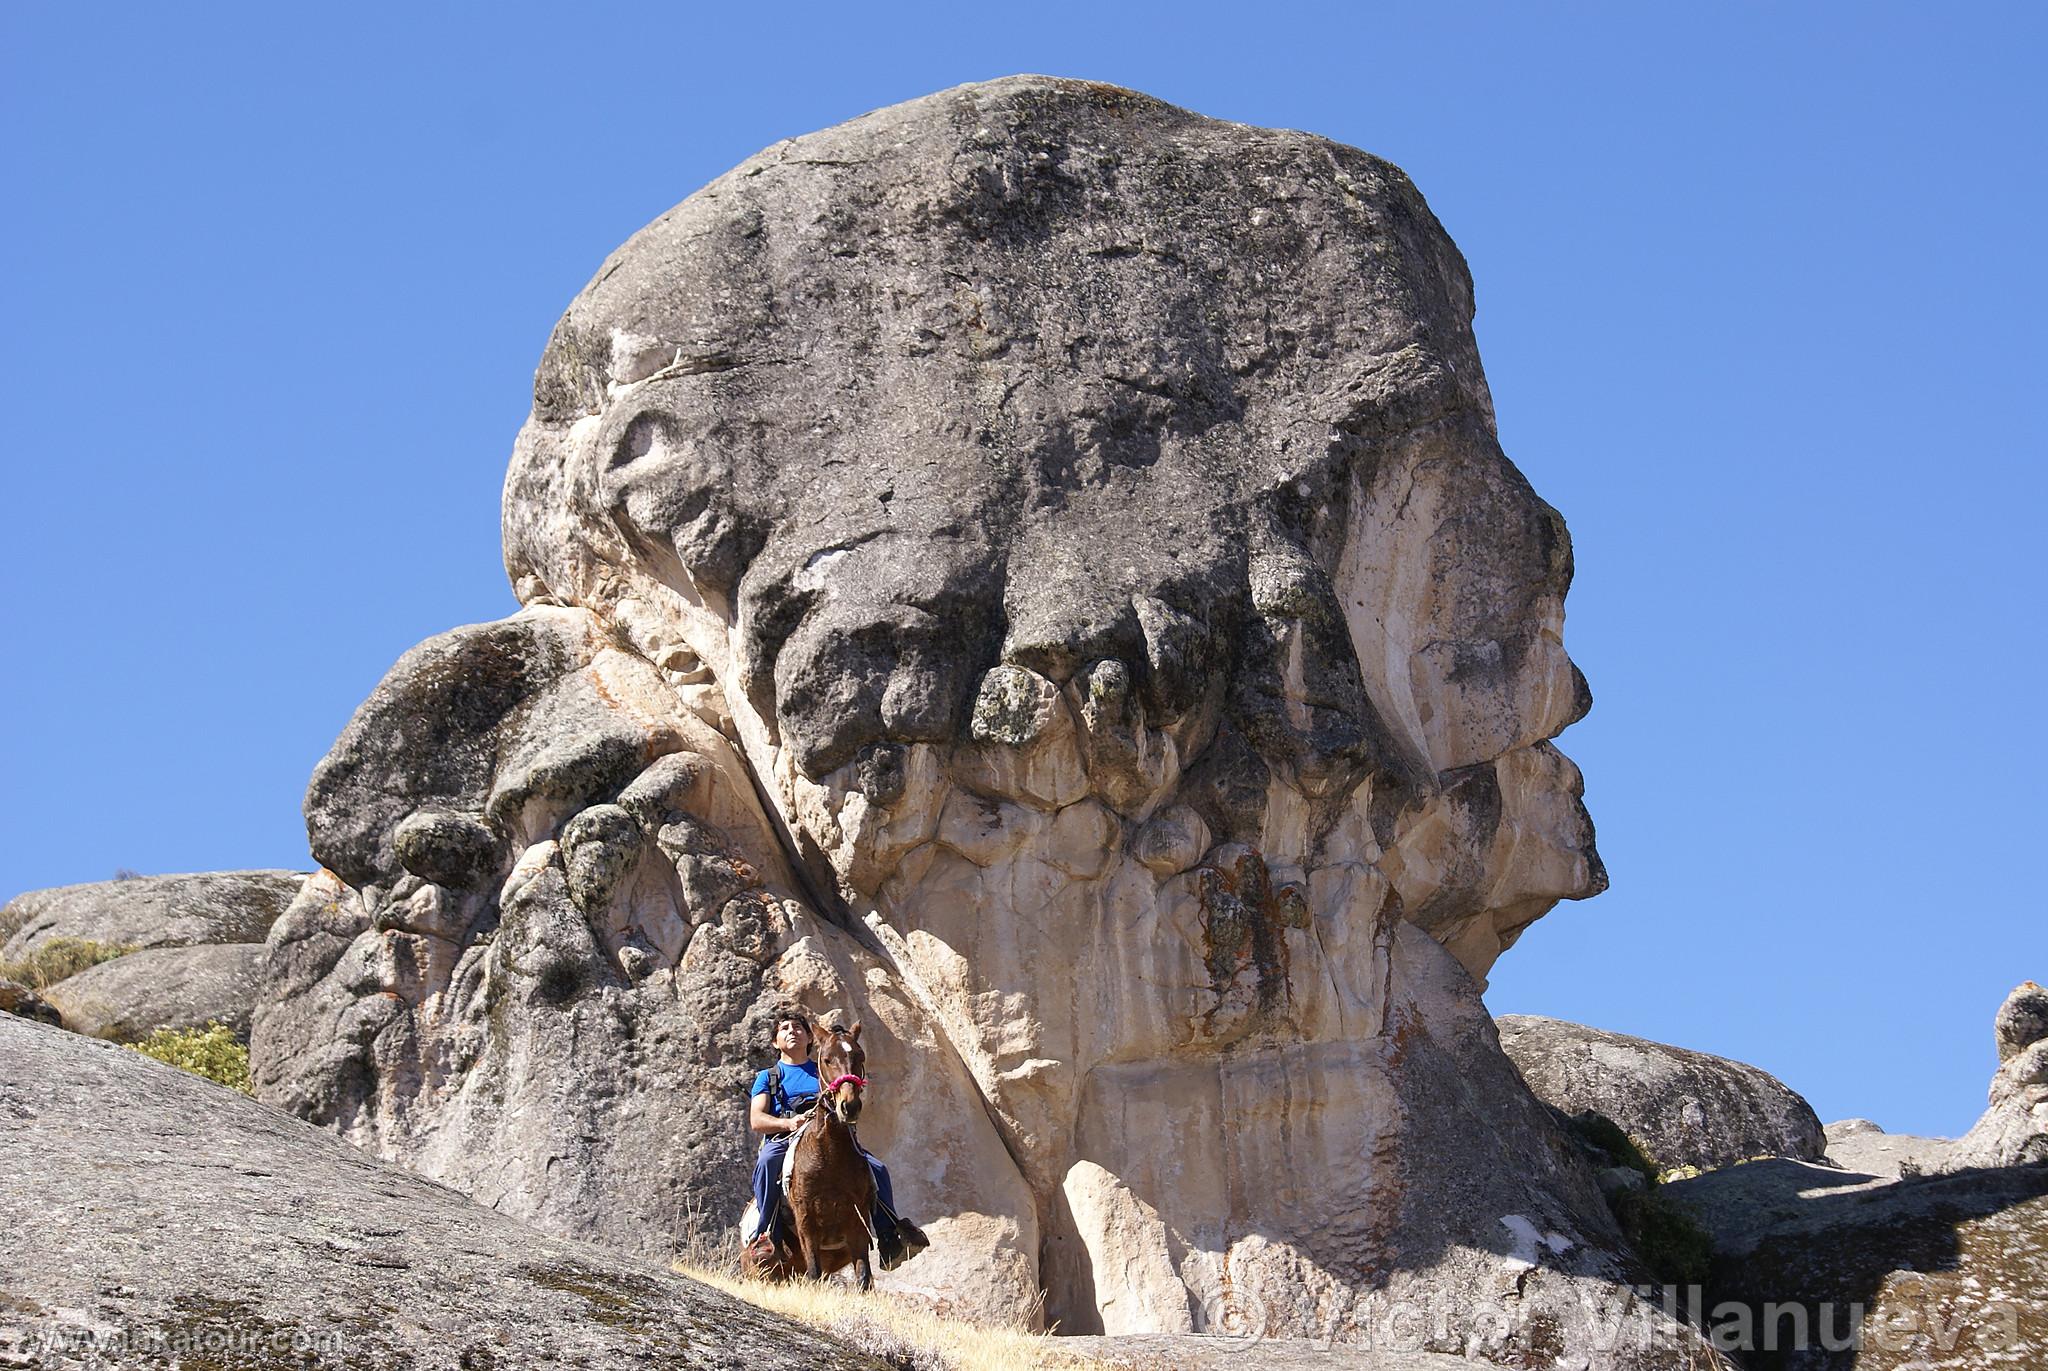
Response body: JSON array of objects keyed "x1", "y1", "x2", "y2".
[
  {"x1": 0, "y1": 937, "x2": 137, "y2": 989},
  {"x1": 1609, "y1": 1185, "x2": 1715, "y2": 1288},
  {"x1": 1558, "y1": 1109, "x2": 1715, "y2": 1286},
  {"x1": 129, "y1": 1022, "x2": 253, "y2": 1095},
  {"x1": 1563, "y1": 1108, "x2": 1661, "y2": 1180}
]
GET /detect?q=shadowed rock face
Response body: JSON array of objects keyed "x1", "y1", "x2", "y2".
[
  {"x1": 255, "y1": 78, "x2": 1689, "y2": 1360},
  {"x1": 1664, "y1": 1158, "x2": 2048, "y2": 1370}
]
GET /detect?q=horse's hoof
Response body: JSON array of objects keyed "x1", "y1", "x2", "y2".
[{"x1": 879, "y1": 1219, "x2": 930, "y2": 1271}]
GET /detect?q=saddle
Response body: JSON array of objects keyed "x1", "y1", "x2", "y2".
[
  {"x1": 779, "y1": 1115, "x2": 813, "y2": 1191},
  {"x1": 738, "y1": 1112, "x2": 815, "y2": 1244}
]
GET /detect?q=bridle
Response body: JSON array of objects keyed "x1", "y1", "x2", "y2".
[{"x1": 814, "y1": 1024, "x2": 867, "y2": 1123}]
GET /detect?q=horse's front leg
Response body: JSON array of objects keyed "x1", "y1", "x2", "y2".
[
  {"x1": 854, "y1": 1189, "x2": 875, "y2": 1291},
  {"x1": 803, "y1": 1233, "x2": 824, "y2": 1282}
]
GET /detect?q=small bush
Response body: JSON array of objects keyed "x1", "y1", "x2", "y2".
[
  {"x1": 129, "y1": 1022, "x2": 253, "y2": 1095},
  {"x1": 1563, "y1": 1108, "x2": 1661, "y2": 1180},
  {"x1": 0, "y1": 937, "x2": 137, "y2": 989},
  {"x1": 1557, "y1": 1109, "x2": 1715, "y2": 1287},
  {"x1": 1609, "y1": 1185, "x2": 1715, "y2": 1288}
]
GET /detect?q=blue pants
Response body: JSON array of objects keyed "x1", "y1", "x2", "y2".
[{"x1": 752, "y1": 1134, "x2": 897, "y2": 1247}]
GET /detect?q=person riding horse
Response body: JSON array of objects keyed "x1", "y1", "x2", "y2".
[{"x1": 747, "y1": 1009, "x2": 930, "y2": 1271}]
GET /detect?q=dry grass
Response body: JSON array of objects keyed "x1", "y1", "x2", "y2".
[
  {"x1": 0, "y1": 937, "x2": 137, "y2": 989},
  {"x1": 0, "y1": 898, "x2": 30, "y2": 947},
  {"x1": 675, "y1": 1261, "x2": 1108, "y2": 1371}
]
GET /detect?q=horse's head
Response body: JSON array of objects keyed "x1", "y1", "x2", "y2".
[{"x1": 815, "y1": 1021, "x2": 867, "y2": 1126}]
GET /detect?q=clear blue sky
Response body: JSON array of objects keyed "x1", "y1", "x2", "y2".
[{"x1": 3, "y1": 3, "x2": 2041, "y2": 1140}]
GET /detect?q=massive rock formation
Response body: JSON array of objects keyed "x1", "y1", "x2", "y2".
[
  {"x1": 1497, "y1": 1014, "x2": 1828, "y2": 1172},
  {"x1": 0, "y1": 1016, "x2": 884, "y2": 1370},
  {"x1": 254, "y1": 77, "x2": 1711, "y2": 1361}
]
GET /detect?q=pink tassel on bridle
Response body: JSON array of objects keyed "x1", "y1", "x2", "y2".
[{"x1": 826, "y1": 1073, "x2": 867, "y2": 1092}]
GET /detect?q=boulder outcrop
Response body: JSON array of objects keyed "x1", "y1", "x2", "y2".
[
  {"x1": 0, "y1": 870, "x2": 303, "y2": 961},
  {"x1": 1, "y1": 871, "x2": 301, "y2": 1045},
  {"x1": 0, "y1": 1015, "x2": 885, "y2": 1370},
  {"x1": 252, "y1": 77, "x2": 1720, "y2": 1362},
  {"x1": 1943, "y1": 981, "x2": 2048, "y2": 1171},
  {"x1": 1496, "y1": 1014, "x2": 1827, "y2": 1172},
  {"x1": 1653, "y1": 985, "x2": 2048, "y2": 1368}
]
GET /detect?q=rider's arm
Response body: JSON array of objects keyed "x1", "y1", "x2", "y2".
[{"x1": 749, "y1": 1092, "x2": 796, "y2": 1135}]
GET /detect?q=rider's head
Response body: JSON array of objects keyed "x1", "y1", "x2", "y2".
[{"x1": 771, "y1": 1011, "x2": 813, "y2": 1061}]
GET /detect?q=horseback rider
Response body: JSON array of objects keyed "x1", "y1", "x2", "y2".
[{"x1": 747, "y1": 1009, "x2": 930, "y2": 1270}]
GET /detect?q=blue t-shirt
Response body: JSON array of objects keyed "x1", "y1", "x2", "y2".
[{"x1": 749, "y1": 1059, "x2": 821, "y2": 1116}]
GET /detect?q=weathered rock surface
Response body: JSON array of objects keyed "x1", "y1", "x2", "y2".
[
  {"x1": 0, "y1": 870, "x2": 303, "y2": 962},
  {"x1": 252, "y1": 78, "x2": 1717, "y2": 1362},
  {"x1": 39, "y1": 942, "x2": 264, "y2": 1041},
  {"x1": 1943, "y1": 981, "x2": 2048, "y2": 1171},
  {"x1": 1496, "y1": 1014, "x2": 1827, "y2": 1172},
  {"x1": 1665, "y1": 1157, "x2": 2048, "y2": 1369},
  {"x1": 0, "y1": 1015, "x2": 885, "y2": 1370}
]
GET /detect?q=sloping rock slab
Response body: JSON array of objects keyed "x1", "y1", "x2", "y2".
[
  {"x1": 1823, "y1": 1119, "x2": 1952, "y2": 1178},
  {"x1": 0, "y1": 1016, "x2": 885, "y2": 1371},
  {"x1": 0, "y1": 870, "x2": 305, "y2": 962},
  {"x1": 39, "y1": 943, "x2": 264, "y2": 1042},
  {"x1": 1496, "y1": 1014, "x2": 1825, "y2": 1171},
  {"x1": 1664, "y1": 1158, "x2": 2048, "y2": 1369}
]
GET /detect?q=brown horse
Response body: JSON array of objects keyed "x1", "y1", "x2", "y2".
[{"x1": 743, "y1": 1022, "x2": 878, "y2": 1289}]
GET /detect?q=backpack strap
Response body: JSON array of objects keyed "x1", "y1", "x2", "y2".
[{"x1": 769, "y1": 1062, "x2": 786, "y2": 1118}]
